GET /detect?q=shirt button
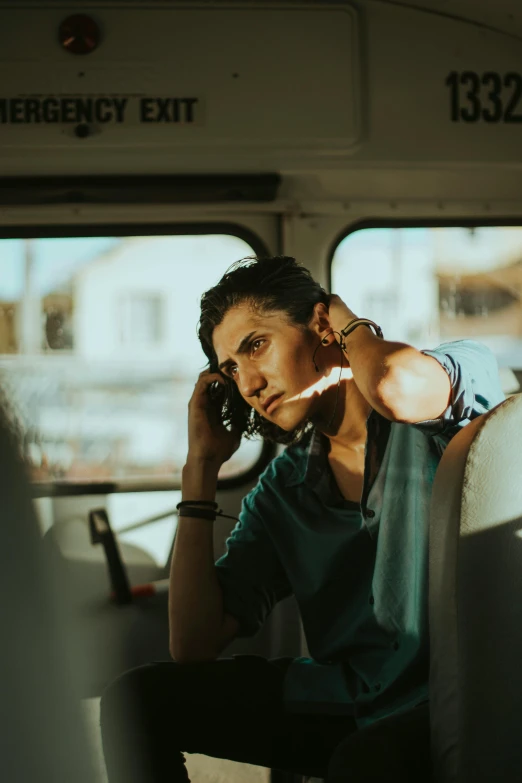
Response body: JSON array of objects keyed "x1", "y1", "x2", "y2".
[
  {"x1": 369, "y1": 595, "x2": 375, "y2": 605},
  {"x1": 365, "y1": 509, "x2": 375, "y2": 518}
]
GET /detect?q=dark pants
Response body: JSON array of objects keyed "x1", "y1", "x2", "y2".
[{"x1": 100, "y1": 655, "x2": 431, "y2": 783}]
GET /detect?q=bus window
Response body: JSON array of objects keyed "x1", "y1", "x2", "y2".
[
  {"x1": 331, "y1": 226, "x2": 522, "y2": 395},
  {"x1": 0, "y1": 231, "x2": 264, "y2": 492}
]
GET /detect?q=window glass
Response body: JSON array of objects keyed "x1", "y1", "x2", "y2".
[
  {"x1": 108, "y1": 490, "x2": 181, "y2": 567},
  {"x1": 119, "y1": 292, "x2": 164, "y2": 347},
  {"x1": 0, "y1": 232, "x2": 263, "y2": 487},
  {"x1": 331, "y1": 226, "x2": 522, "y2": 394}
]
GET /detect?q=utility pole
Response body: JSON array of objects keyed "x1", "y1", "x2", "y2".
[
  {"x1": 391, "y1": 228, "x2": 403, "y2": 339},
  {"x1": 20, "y1": 239, "x2": 40, "y2": 354}
]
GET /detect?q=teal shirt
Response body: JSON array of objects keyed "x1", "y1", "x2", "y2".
[{"x1": 215, "y1": 340, "x2": 505, "y2": 727}]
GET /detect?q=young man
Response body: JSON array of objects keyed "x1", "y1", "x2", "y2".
[{"x1": 101, "y1": 256, "x2": 504, "y2": 783}]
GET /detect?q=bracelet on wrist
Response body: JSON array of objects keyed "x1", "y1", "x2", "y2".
[
  {"x1": 340, "y1": 318, "x2": 383, "y2": 341},
  {"x1": 177, "y1": 500, "x2": 218, "y2": 509},
  {"x1": 177, "y1": 507, "x2": 217, "y2": 521},
  {"x1": 176, "y1": 501, "x2": 239, "y2": 523}
]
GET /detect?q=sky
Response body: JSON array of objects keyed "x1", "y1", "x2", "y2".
[
  {"x1": 334, "y1": 226, "x2": 522, "y2": 275},
  {"x1": 0, "y1": 236, "x2": 120, "y2": 299}
]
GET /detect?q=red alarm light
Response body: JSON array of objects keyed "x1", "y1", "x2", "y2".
[{"x1": 59, "y1": 15, "x2": 100, "y2": 55}]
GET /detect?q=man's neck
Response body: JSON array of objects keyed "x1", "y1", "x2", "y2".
[{"x1": 313, "y1": 374, "x2": 372, "y2": 452}]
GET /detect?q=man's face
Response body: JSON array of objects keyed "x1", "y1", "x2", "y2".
[{"x1": 212, "y1": 302, "x2": 323, "y2": 431}]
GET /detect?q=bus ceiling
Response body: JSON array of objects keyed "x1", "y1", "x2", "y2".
[{"x1": 0, "y1": 1, "x2": 522, "y2": 181}]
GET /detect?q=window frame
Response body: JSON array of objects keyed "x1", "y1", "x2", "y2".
[{"x1": 0, "y1": 221, "x2": 276, "y2": 497}]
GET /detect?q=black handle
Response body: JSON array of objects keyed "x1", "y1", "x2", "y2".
[{"x1": 89, "y1": 507, "x2": 132, "y2": 605}]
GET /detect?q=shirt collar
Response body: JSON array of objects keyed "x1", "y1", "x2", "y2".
[
  {"x1": 286, "y1": 428, "x2": 341, "y2": 505},
  {"x1": 285, "y1": 428, "x2": 318, "y2": 487}
]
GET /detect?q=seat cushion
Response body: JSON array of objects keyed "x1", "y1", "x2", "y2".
[{"x1": 429, "y1": 394, "x2": 522, "y2": 783}]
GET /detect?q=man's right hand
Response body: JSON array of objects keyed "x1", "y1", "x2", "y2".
[{"x1": 186, "y1": 370, "x2": 241, "y2": 468}]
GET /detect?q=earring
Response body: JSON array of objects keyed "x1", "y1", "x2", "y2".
[{"x1": 313, "y1": 334, "x2": 332, "y2": 371}]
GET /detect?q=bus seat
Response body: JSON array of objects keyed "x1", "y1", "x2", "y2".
[
  {"x1": 0, "y1": 406, "x2": 94, "y2": 783},
  {"x1": 429, "y1": 393, "x2": 522, "y2": 783}
]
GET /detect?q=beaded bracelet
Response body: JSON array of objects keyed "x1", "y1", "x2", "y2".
[
  {"x1": 176, "y1": 501, "x2": 239, "y2": 523},
  {"x1": 177, "y1": 500, "x2": 218, "y2": 509},
  {"x1": 177, "y1": 507, "x2": 217, "y2": 521}
]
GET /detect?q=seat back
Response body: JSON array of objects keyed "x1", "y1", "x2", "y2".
[
  {"x1": 0, "y1": 407, "x2": 94, "y2": 783},
  {"x1": 429, "y1": 394, "x2": 522, "y2": 783}
]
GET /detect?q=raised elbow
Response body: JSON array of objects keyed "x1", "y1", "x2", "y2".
[{"x1": 375, "y1": 362, "x2": 437, "y2": 423}]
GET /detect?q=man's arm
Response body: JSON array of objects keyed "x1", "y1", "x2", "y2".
[
  {"x1": 327, "y1": 295, "x2": 451, "y2": 423},
  {"x1": 342, "y1": 327, "x2": 452, "y2": 424},
  {"x1": 170, "y1": 369, "x2": 291, "y2": 659},
  {"x1": 169, "y1": 369, "x2": 241, "y2": 662},
  {"x1": 169, "y1": 459, "x2": 234, "y2": 662}
]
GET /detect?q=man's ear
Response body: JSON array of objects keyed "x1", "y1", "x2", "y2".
[{"x1": 310, "y1": 301, "x2": 332, "y2": 335}]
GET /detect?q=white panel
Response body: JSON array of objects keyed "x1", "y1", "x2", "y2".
[
  {"x1": 0, "y1": 4, "x2": 360, "y2": 172},
  {"x1": 0, "y1": 2, "x2": 521, "y2": 177},
  {"x1": 361, "y1": 3, "x2": 522, "y2": 165}
]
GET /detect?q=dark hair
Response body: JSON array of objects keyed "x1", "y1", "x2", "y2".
[{"x1": 198, "y1": 255, "x2": 330, "y2": 445}]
